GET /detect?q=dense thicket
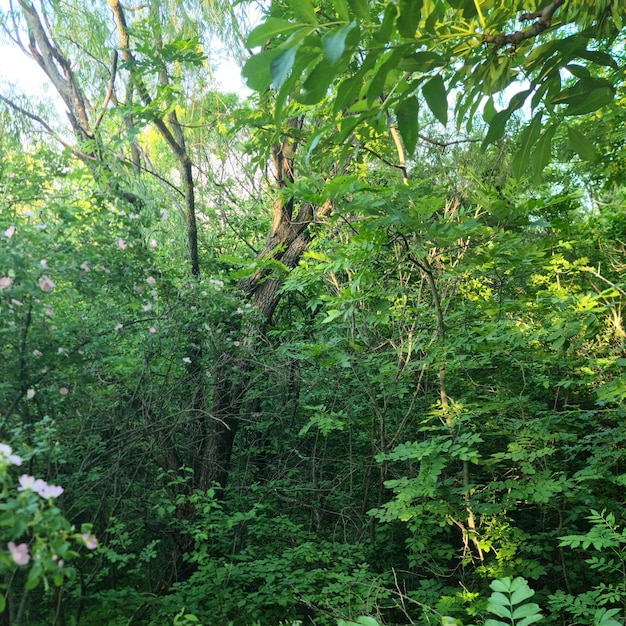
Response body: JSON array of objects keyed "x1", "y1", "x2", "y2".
[{"x1": 0, "y1": 1, "x2": 625, "y2": 625}]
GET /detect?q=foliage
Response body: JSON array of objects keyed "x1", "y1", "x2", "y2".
[{"x1": 0, "y1": 0, "x2": 625, "y2": 624}]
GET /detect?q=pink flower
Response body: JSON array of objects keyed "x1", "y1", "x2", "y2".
[
  {"x1": 39, "y1": 276, "x2": 55, "y2": 292},
  {"x1": 4, "y1": 225, "x2": 15, "y2": 238},
  {"x1": 0, "y1": 276, "x2": 12, "y2": 290},
  {"x1": 150, "y1": 239, "x2": 157, "y2": 248},
  {"x1": 233, "y1": 341, "x2": 241, "y2": 347},
  {"x1": 8, "y1": 542, "x2": 30, "y2": 566},
  {"x1": 18, "y1": 474, "x2": 47, "y2": 493},
  {"x1": 146, "y1": 276, "x2": 156, "y2": 285},
  {"x1": 18, "y1": 474, "x2": 63, "y2": 499},
  {"x1": 39, "y1": 483, "x2": 64, "y2": 498},
  {"x1": 0, "y1": 443, "x2": 22, "y2": 466},
  {"x1": 45, "y1": 308, "x2": 54, "y2": 316},
  {"x1": 59, "y1": 387, "x2": 69, "y2": 396},
  {"x1": 149, "y1": 327, "x2": 156, "y2": 333},
  {"x1": 117, "y1": 238, "x2": 127, "y2": 250},
  {"x1": 81, "y1": 533, "x2": 98, "y2": 550},
  {"x1": 40, "y1": 259, "x2": 48, "y2": 268}
]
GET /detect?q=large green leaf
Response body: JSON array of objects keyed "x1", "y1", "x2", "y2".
[
  {"x1": 421, "y1": 75, "x2": 447, "y2": 126},
  {"x1": 241, "y1": 49, "x2": 281, "y2": 91},
  {"x1": 296, "y1": 58, "x2": 337, "y2": 104},
  {"x1": 246, "y1": 18, "x2": 302, "y2": 47},
  {"x1": 396, "y1": 96, "x2": 419, "y2": 155},
  {"x1": 270, "y1": 47, "x2": 298, "y2": 89},
  {"x1": 482, "y1": 108, "x2": 512, "y2": 148},
  {"x1": 567, "y1": 126, "x2": 598, "y2": 161},
  {"x1": 323, "y1": 21, "x2": 357, "y2": 64},
  {"x1": 511, "y1": 111, "x2": 544, "y2": 178},
  {"x1": 284, "y1": 0, "x2": 318, "y2": 24},
  {"x1": 550, "y1": 77, "x2": 615, "y2": 116},
  {"x1": 531, "y1": 123, "x2": 557, "y2": 178},
  {"x1": 347, "y1": 0, "x2": 370, "y2": 22},
  {"x1": 397, "y1": 0, "x2": 423, "y2": 38}
]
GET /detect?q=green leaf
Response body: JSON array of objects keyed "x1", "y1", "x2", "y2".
[
  {"x1": 347, "y1": 0, "x2": 371, "y2": 22},
  {"x1": 513, "y1": 604, "x2": 541, "y2": 619},
  {"x1": 422, "y1": 75, "x2": 448, "y2": 126},
  {"x1": 576, "y1": 49, "x2": 618, "y2": 69},
  {"x1": 490, "y1": 591, "x2": 511, "y2": 607},
  {"x1": 511, "y1": 110, "x2": 543, "y2": 178},
  {"x1": 483, "y1": 97, "x2": 496, "y2": 123},
  {"x1": 511, "y1": 584, "x2": 535, "y2": 605},
  {"x1": 323, "y1": 309, "x2": 343, "y2": 323},
  {"x1": 563, "y1": 87, "x2": 614, "y2": 116},
  {"x1": 296, "y1": 58, "x2": 337, "y2": 104},
  {"x1": 399, "y1": 51, "x2": 445, "y2": 72},
  {"x1": 356, "y1": 617, "x2": 381, "y2": 626},
  {"x1": 246, "y1": 18, "x2": 302, "y2": 47},
  {"x1": 374, "y1": 3, "x2": 398, "y2": 43},
  {"x1": 567, "y1": 126, "x2": 598, "y2": 162},
  {"x1": 323, "y1": 21, "x2": 357, "y2": 64},
  {"x1": 332, "y1": 0, "x2": 350, "y2": 21},
  {"x1": 489, "y1": 603, "x2": 512, "y2": 619},
  {"x1": 270, "y1": 47, "x2": 298, "y2": 89},
  {"x1": 396, "y1": 96, "x2": 419, "y2": 155},
  {"x1": 531, "y1": 123, "x2": 557, "y2": 178},
  {"x1": 397, "y1": 0, "x2": 423, "y2": 38},
  {"x1": 550, "y1": 78, "x2": 615, "y2": 115},
  {"x1": 490, "y1": 578, "x2": 512, "y2": 593},
  {"x1": 516, "y1": 616, "x2": 543, "y2": 626},
  {"x1": 242, "y1": 49, "x2": 281, "y2": 91},
  {"x1": 285, "y1": 0, "x2": 318, "y2": 24},
  {"x1": 482, "y1": 108, "x2": 512, "y2": 148}
]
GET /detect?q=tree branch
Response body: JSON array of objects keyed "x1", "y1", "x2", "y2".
[
  {"x1": 483, "y1": 0, "x2": 566, "y2": 49},
  {"x1": 0, "y1": 94, "x2": 97, "y2": 162}
]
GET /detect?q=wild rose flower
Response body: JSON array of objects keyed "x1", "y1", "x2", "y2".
[
  {"x1": 146, "y1": 276, "x2": 156, "y2": 285},
  {"x1": 8, "y1": 542, "x2": 30, "y2": 565},
  {"x1": 18, "y1": 474, "x2": 47, "y2": 494},
  {"x1": 59, "y1": 387, "x2": 69, "y2": 396},
  {"x1": 117, "y1": 238, "x2": 127, "y2": 249},
  {"x1": 38, "y1": 276, "x2": 55, "y2": 292},
  {"x1": 81, "y1": 533, "x2": 98, "y2": 550},
  {"x1": 18, "y1": 474, "x2": 63, "y2": 498},
  {"x1": 39, "y1": 483, "x2": 64, "y2": 498},
  {"x1": 4, "y1": 225, "x2": 15, "y2": 238},
  {"x1": 0, "y1": 443, "x2": 22, "y2": 466},
  {"x1": 40, "y1": 259, "x2": 48, "y2": 268},
  {"x1": 0, "y1": 276, "x2": 12, "y2": 290},
  {"x1": 149, "y1": 327, "x2": 156, "y2": 333}
]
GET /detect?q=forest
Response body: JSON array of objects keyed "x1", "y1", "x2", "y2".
[{"x1": 0, "y1": 0, "x2": 625, "y2": 624}]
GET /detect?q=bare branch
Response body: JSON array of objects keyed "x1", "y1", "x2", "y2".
[{"x1": 93, "y1": 50, "x2": 118, "y2": 131}]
